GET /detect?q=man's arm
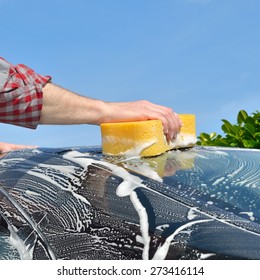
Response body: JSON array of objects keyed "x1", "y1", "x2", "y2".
[
  {"x1": 0, "y1": 142, "x2": 36, "y2": 156},
  {"x1": 1, "y1": 57, "x2": 182, "y2": 154},
  {"x1": 41, "y1": 83, "x2": 182, "y2": 142}
]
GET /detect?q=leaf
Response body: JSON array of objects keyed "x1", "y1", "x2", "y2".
[
  {"x1": 255, "y1": 132, "x2": 260, "y2": 140},
  {"x1": 221, "y1": 120, "x2": 238, "y2": 137},
  {"x1": 209, "y1": 132, "x2": 217, "y2": 139},
  {"x1": 197, "y1": 133, "x2": 212, "y2": 145},
  {"x1": 244, "y1": 123, "x2": 255, "y2": 138},
  {"x1": 245, "y1": 116, "x2": 255, "y2": 126},
  {"x1": 198, "y1": 133, "x2": 210, "y2": 142},
  {"x1": 255, "y1": 118, "x2": 260, "y2": 126},
  {"x1": 237, "y1": 110, "x2": 248, "y2": 125},
  {"x1": 230, "y1": 142, "x2": 239, "y2": 147},
  {"x1": 242, "y1": 140, "x2": 258, "y2": 148}
]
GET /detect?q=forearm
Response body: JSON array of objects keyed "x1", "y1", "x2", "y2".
[{"x1": 40, "y1": 83, "x2": 107, "y2": 125}]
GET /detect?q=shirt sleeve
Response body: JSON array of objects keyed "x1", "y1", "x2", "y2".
[{"x1": 0, "y1": 57, "x2": 51, "y2": 129}]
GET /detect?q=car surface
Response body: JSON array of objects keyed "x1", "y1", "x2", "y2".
[{"x1": 0, "y1": 146, "x2": 260, "y2": 260}]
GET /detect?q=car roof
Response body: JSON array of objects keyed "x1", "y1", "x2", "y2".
[{"x1": 0, "y1": 146, "x2": 260, "y2": 259}]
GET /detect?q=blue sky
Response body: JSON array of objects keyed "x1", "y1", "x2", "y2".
[{"x1": 1, "y1": 0, "x2": 260, "y2": 147}]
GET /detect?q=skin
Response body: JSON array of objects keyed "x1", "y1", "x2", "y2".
[
  {"x1": 0, "y1": 142, "x2": 36, "y2": 157},
  {"x1": 0, "y1": 83, "x2": 182, "y2": 154}
]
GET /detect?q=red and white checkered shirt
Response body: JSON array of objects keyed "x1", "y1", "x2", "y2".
[{"x1": 0, "y1": 57, "x2": 51, "y2": 129}]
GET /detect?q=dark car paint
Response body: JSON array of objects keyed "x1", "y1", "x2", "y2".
[{"x1": 0, "y1": 146, "x2": 259, "y2": 259}]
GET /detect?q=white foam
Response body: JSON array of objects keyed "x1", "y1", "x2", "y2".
[
  {"x1": 103, "y1": 137, "x2": 156, "y2": 157},
  {"x1": 212, "y1": 177, "x2": 226, "y2": 186},
  {"x1": 130, "y1": 191, "x2": 151, "y2": 260},
  {"x1": 152, "y1": 219, "x2": 212, "y2": 260},
  {"x1": 199, "y1": 253, "x2": 216, "y2": 259},
  {"x1": 122, "y1": 161, "x2": 163, "y2": 182},
  {"x1": 239, "y1": 212, "x2": 255, "y2": 221},
  {"x1": 103, "y1": 133, "x2": 196, "y2": 157},
  {"x1": 168, "y1": 133, "x2": 197, "y2": 149},
  {"x1": 8, "y1": 224, "x2": 34, "y2": 260},
  {"x1": 187, "y1": 208, "x2": 198, "y2": 220}
]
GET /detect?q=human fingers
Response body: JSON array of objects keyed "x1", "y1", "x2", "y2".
[
  {"x1": 163, "y1": 111, "x2": 181, "y2": 143},
  {"x1": 0, "y1": 142, "x2": 37, "y2": 153},
  {"x1": 145, "y1": 103, "x2": 182, "y2": 142},
  {"x1": 167, "y1": 112, "x2": 182, "y2": 142}
]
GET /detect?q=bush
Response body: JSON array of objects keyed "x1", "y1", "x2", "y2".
[{"x1": 197, "y1": 110, "x2": 260, "y2": 149}]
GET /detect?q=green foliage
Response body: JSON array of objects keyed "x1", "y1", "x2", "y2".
[{"x1": 197, "y1": 110, "x2": 260, "y2": 149}]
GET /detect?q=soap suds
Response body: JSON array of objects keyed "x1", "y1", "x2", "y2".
[
  {"x1": 152, "y1": 219, "x2": 212, "y2": 260},
  {"x1": 103, "y1": 132, "x2": 196, "y2": 157},
  {"x1": 239, "y1": 212, "x2": 255, "y2": 221},
  {"x1": 8, "y1": 224, "x2": 35, "y2": 260},
  {"x1": 168, "y1": 133, "x2": 197, "y2": 149},
  {"x1": 103, "y1": 137, "x2": 157, "y2": 156},
  {"x1": 122, "y1": 161, "x2": 163, "y2": 182}
]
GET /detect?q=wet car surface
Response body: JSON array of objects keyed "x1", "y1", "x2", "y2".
[{"x1": 0, "y1": 146, "x2": 259, "y2": 259}]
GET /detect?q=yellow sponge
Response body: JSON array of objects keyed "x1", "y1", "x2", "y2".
[{"x1": 101, "y1": 114, "x2": 196, "y2": 157}]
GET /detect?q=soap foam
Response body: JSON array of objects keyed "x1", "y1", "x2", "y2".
[
  {"x1": 8, "y1": 224, "x2": 35, "y2": 260},
  {"x1": 103, "y1": 137, "x2": 157, "y2": 157},
  {"x1": 168, "y1": 133, "x2": 197, "y2": 149}
]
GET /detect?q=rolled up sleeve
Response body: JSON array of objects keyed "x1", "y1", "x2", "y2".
[
  {"x1": 0, "y1": 58, "x2": 10, "y2": 90},
  {"x1": 0, "y1": 57, "x2": 51, "y2": 129}
]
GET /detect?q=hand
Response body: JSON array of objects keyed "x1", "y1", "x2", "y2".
[
  {"x1": 101, "y1": 100, "x2": 183, "y2": 142},
  {"x1": 0, "y1": 142, "x2": 36, "y2": 154}
]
